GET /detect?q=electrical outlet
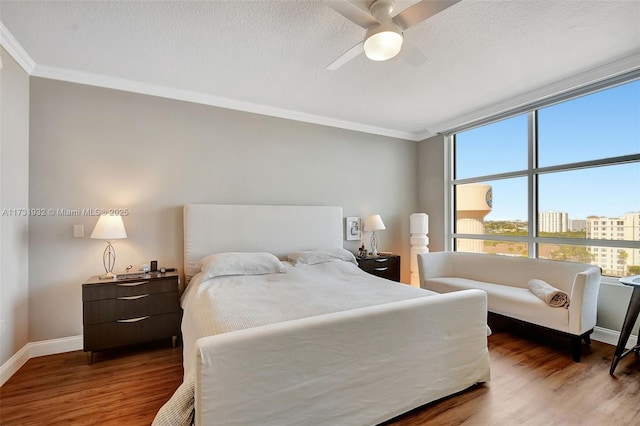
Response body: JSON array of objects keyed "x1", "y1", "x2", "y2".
[{"x1": 73, "y1": 225, "x2": 84, "y2": 238}]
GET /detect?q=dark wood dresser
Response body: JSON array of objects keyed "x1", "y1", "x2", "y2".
[
  {"x1": 356, "y1": 254, "x2": 401, "y2": 282},
  {"x1": 82, "y1": 271, "x2": 181, "y2": 364}
]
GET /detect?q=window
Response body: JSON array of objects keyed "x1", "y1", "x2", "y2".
[
  {"x1": 538, "y1": 163, "x2": 639, "y2": 240},
  {"x1": 454, "y1": 115, "x2": 528, "y2": 179},
  {"x1": 450, "y1": 78, "x2": 640, "y2": 277},
  {"x1": 537, "y1": 81, "x2": 640, "y2": 167}
]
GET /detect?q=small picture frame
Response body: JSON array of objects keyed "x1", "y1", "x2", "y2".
[{"x1": 345, "y1": 217, "x2": 362, "y2": 241}]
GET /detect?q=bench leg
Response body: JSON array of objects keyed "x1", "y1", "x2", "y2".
[
  {"x1": 571, "y1": 336, "x2": 582, "y2": 362},
  {"x1": 571, "y1": 330, "x2": 593, "y2": 362}
]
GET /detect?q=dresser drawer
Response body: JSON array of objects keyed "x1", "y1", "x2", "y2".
[
  {"x1": 83, "y1": 291, "x2": 180, "y2": 325},
  {"x1": 82, "y1": 277, "x2": 178, "y2": 301},
  {"x1": 83, "y1": 311, "x2": 182, "y2": 352},
  {"x1": 357, "y1": 255, "x2": 400, "y2": 282},
  {"x1": 82, "y1": 272, "x2": 181, "y2": 363}
]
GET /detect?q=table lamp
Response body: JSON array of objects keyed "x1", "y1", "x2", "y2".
[
  {"x1": 364, "y1": 214, "x2": 386, "y2": 256},
  {"x1": 90, "y1": 215, "x2": 127, "y2": 279}
]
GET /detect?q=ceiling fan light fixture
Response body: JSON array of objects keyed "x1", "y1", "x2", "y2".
[{"x1": 363, "y1": 24, "x2": 403, "y2": 61}]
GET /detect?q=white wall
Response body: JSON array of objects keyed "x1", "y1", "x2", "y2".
[
  {"x1": 0, "y1": 47, "x2": 30, "y2": 365},
  {"x1": 28, "y1": 77, "x2": 418, "y2": 342}
]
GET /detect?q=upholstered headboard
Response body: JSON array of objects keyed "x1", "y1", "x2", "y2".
[{"x1": 183, "y1": 204, "x2": 343, "y2": 282}]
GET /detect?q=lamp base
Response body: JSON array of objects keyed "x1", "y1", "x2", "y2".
[
  {"x1": 99, "y1": 241, "x2": 117, "y2": 280},
  {"x1": 370, "y1": 231, "x2": 380, "y2": 256},
  {"x1": 99, "y1": 272, "x2": 117, "y2": 280}
]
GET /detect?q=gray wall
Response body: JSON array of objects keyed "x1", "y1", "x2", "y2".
[
  {"x1": 28, "y1": 78, "x2": 418, "y2": 342},
  {"x1": 1, "y1": 56, "x2": 635, "y2": 358},
  {"x1": 416, "y1": 134, "x2": 639, "y2": 337},
  {"x1": 417, "y1": 135, "x2": 446, "y2": 252},
  {"x1": 597, "y1": 282, "x2": 639, "y2": 337},
  {"x1": 0, "y1": 47, "x2": 30, "y2": 365}
]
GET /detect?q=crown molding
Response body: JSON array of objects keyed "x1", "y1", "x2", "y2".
[
  {"x1": 414, "y1": 129, "x2": 437, "y2": 142},
  {"x1": 428, "y1": 51, "x2": 640, "y2": 135},
  {"x1": 0, "y1": 21, "x2": 35, "y2": 74},
  {"x1": 31, "y1": 64, "x2": 419, "y2": 141},
  {"x1": 0, "y1": 20, "x2": 417, "y2": 141},
  {"x1": 2, "y1": 21, "x2": 638, "y2": 143}
]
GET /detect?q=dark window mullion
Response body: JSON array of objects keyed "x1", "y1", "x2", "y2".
[{"x1": 529, "y1": 111, "x2": 538, "y2": 258}]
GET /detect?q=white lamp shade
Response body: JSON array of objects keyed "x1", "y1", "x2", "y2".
[
  {"x1": 364, "y1": 214, "x2": 386, "y2": 232},
  {"x1": 90, "y1": 215, "x2": 127, "y2": 240}
]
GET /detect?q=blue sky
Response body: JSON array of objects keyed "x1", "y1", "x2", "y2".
[{"x1": 455, "y1": 80, "x2": 640, "y2": 221}]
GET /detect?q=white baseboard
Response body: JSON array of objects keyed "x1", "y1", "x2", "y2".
[
  {"x1": 0, "y1": 335, "x2": 83, "y2": 387},
  {"x1": 0, "y1": 344, "x2": 30, "y2": 387},
  {"x1": 27, "y1": 335, "x2": 83, "y2": 358},
  {"x1": 592, "y1": 326, "x2": 638, "y2": 348}
]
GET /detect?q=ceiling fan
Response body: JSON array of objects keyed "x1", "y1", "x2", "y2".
[{"x1": 325, "y1": 0, "x2": 461, "y2": 70}]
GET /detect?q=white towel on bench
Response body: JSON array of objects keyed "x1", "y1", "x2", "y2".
[{"x1": 528, "y1": 279, "x2": 570, "y2": 308}]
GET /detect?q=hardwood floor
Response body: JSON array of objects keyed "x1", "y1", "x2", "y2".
[
  {"x1": 0, "y1": 341, "x2": 183, "y2": 425},
  {"x1": 1, "y1": 326, "x2": 639, "y2": 426}
]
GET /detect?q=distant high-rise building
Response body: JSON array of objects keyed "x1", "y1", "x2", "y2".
[
  {"x1": 586, "y1": 212, "x2": 640, "y2": 276},
  {"x1": 569, "y1": 219, "x2": 587, "y2": 232},
  {"x1": 538, "y1": 210, "x2": 568, "y2": 233}
]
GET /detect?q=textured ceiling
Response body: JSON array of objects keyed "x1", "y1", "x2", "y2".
[{"x1": 1, "y1": 0, "x2": 639, "y2": 140}]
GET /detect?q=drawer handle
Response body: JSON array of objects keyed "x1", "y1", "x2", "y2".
[
  {"x1": 374, "y1": 258, "x2": 389, "y2": 263},
  {"x1": 116, "y1": 281, "x2": 149, "y2": 287},
  {"x1": 117, "y1": 294, "x2": 149, "y2": 300},
  {"x1": 375, "y1": 267, "x2": 389, "y2": 271},
  {"x1": 117, "y1": 316, "x2": 150, "y2": 323}
]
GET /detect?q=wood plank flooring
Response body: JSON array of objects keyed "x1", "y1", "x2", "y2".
[
  {"x1": 0, "y1": 341, "x2": 183, "y2": 425},
  {"x1": 1, "y1": 325, "x2": 639, "y2": 426}
]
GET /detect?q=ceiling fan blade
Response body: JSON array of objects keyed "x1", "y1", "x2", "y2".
[
  {"x1": 324, "y1": 0, "x2": 378, "y2": 29},
  {"x1": 392, "y1": 0, "x2": 462, "y2": 30},
  {"x1": 326, "y1": 41, "x2": 364, "y2": 70}
]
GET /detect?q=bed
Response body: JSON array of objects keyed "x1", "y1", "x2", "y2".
[{"x1": 154, "y1": 204, "x2": 490, "y2": 425}]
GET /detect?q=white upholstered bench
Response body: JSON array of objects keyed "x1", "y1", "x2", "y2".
[{"x1": 418, "y1": 251, "x2": 601, "y2": 361}]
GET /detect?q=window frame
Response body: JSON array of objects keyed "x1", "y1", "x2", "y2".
[{"x1": 446, "y1": 74, "x2": 640, "y2": 283}]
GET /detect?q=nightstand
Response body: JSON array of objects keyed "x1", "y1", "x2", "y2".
[
  {"x1": 357, "y1": 254, "x2": 401, "y2": 282},
  {"x1": 82, "y1": 271, "x2": 182, "y2": 364}
]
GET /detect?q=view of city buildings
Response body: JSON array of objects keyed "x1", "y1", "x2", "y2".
[
  {"x1": 455, "y1": 183, "x2": 639, "y2": 277},
  {"x1": 586, "y1": 212, "x2": 640, "y2": 276},
  {"x1": 474, "y1": 211, "x2": 640, "y2": 277},
  {"x1": 538, "y1": 211, "x2": 568, "y2": 233}
]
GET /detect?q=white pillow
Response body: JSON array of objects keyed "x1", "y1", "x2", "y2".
[
  {"x1": 288, "y1": 248, "x2": 357, "y2": 266},
  {"x1": 198, "y1": 252, "x2": 287, "y2": 279}
]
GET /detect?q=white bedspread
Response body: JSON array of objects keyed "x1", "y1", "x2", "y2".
[
  {"x1": 182, "y1": 261, "x2": 433, "y2": 375},
  {"x1": 154, "y1": 261, "x2": 436, "y2": 425}
]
